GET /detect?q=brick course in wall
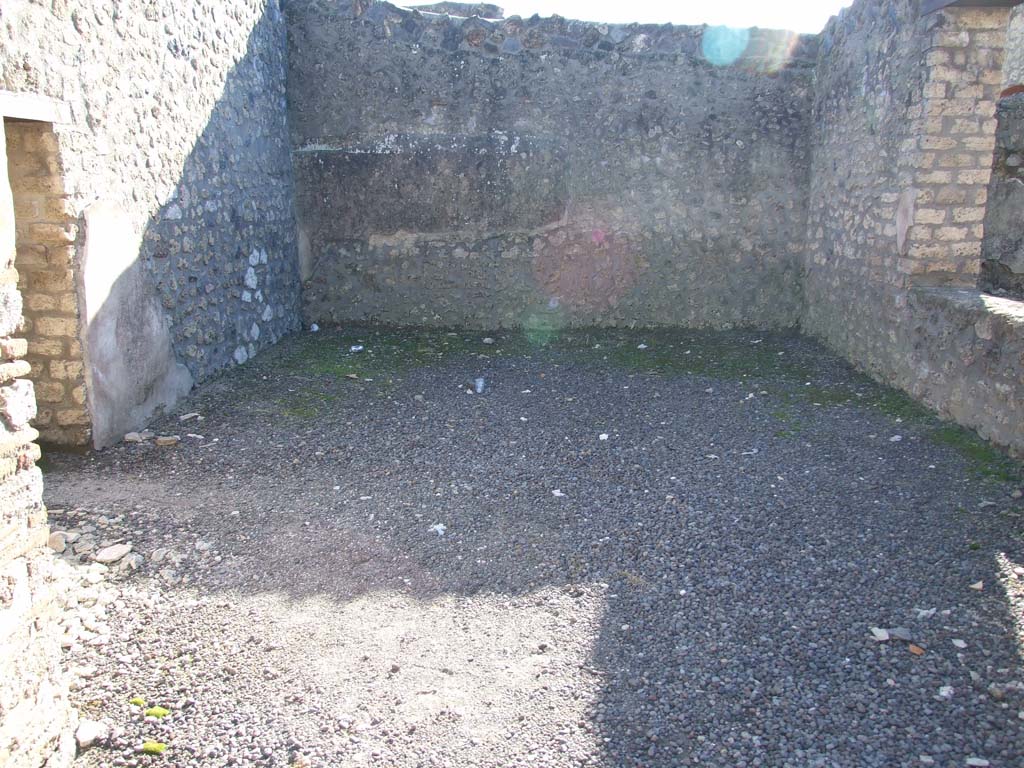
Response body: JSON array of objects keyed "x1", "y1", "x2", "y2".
[
  {"x1": 4, "y1": 120, "x2": 89, "y2": 445},
  {"x1": 901, "y1": 8, "x2": 1008, "y2": 285}
]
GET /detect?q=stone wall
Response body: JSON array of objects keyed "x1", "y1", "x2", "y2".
[
  {"x1": 0, "y1": 0, "x2": 302, "y2": 765},
  {"x1": 1, "y1": 0, "x2": 302, "y2": 447},
  {"x1": 981, "y1": 94, "x2": 1024, "y2": 298},
  {"x1": 4, "y1": 120, "x2": 88, "y2": 445},
  {"x1": 288, "y1": 0, "x2": 817, "y2": 329},
  {"x1": 1004, "y1": 5, "x2": 1024, "y2": 88},
  {"x1": 0, "y1": 119, "x2": 74, "y2": 768},
  {"x1": 804, "y1": 0, "x2": 1023, "y2": 455}
]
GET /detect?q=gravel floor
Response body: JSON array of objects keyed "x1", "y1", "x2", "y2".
[{"x1": 43, "y1": 326, "x2": 1024, "y2": 768}]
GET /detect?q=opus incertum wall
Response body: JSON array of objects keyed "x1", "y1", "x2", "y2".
[
  {"x1": 981, "y1": 93, "x2": 1024, "y2": 297},
  {"x1": 1, "y1": 0, "x2": 302, "y2": 450},
  {"x1": 805, "y1": 0, "x2": 1024, "y2": 454},
  {"x1": 288, "y1": 0, "x2": 818, "y2": 330}
]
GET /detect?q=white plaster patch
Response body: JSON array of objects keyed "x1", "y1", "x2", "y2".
[
  {"x1": 896, "y1": 187, "x2": 917, "y2": 256},
  {"x1": 0, "y1": 379, "x2": 37, "y2": 429}
]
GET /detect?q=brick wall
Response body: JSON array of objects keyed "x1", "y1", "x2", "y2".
[
  {"x1": 4, "y1": 120, "x2": 89, "y2": 445},
  {"x1": 900, "y1": 8, "x2": 1007, "y2": 286},
  {"x1": 0, "y1": 118, "x2": 75, "y2": 768}
]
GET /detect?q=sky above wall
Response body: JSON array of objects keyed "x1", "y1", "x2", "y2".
[{"x1": 495, "y1": 1, "x2": 853, "y2": 33}]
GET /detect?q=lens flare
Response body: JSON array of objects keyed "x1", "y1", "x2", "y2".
[
  {"x1": 523, "y1": 309, "x2": 564, "y2": 346},
  {"x1": 745, "y1": 30, "x2": 802, "y2": 74},
  {"x1": 530, "y1": 226, "x2": 639, "y2": 319},
  {"x1": 701, "y1": 26, "x2": 751, "y2": 68},
  {"x1": 701, "y1": 26, "x2": 800, "y2": 73}
]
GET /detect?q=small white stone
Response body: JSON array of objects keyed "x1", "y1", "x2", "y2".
[
  {"x1": 94, "y1": 544, "x2": 131, "y2": 564},
  {"x1": 599, "y1": 434, "x2": 609, "y2": 441},
  {"x1": 870, "y1": 627, "x2": 890, "y2": 642},
  {"x1": 969, "y1": 581, "x2": 984, "y2": 591},
  {"x1": 952, "y1": 639, "x2": 967, "y2": 649},
  {"x1": 966, "y1": 759, "x2": 990, "y2": 767},
  {"x1": 482, "y1": 337, "x2": 495, "y2": 344},
  {"x1": 244, "y1": 266, "x2": 258, "y2": 289},
  {"x1": 47, "y1": 531, "x2": 68, "y2": 553},
  {"x1": 75, "y1": 719, "x2": 108, "y2": 750},
  {"x1": 552, "y1": 489, "x2": 565, "y2": 497}
]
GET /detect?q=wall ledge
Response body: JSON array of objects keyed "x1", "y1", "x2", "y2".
[
  {"x1": 910, "y1": 286, "x2": 1024, "y2": 329},
  {"x1": 0, "y1": 90, "x2": 70, "y2": 124}
]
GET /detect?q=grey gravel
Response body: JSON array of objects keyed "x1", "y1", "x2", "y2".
[{"x1": 43, "y1": 328, "x2": 1024, "y2": 768}]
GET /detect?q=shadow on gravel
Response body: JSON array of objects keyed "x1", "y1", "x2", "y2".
[{"x1": 45, "y1": 327, "x2": 1024, "y2": 767}]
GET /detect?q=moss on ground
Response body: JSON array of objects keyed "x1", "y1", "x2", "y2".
[
  {"x1": 254, "y1": 324, "x2": 1022, "y2": 481},
  {"x1": 928, "y1": 424, "x2": 1021, "y2": 482}
]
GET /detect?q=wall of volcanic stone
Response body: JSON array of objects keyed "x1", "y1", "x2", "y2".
[
  {"x1": 287, "y1": 0, "x2": 817, "y2": 330},
  {"x1": 0, "y1": 0, "x2": 301, "y2": 764},
  {"x1": 1, "y1": 0, "x2": 302, "y2": 448},
  {"x1": 981, "y1": 93, "x2": 1024, "y2": 298},
  {"x1": 804, "y1": 0, "x2": 1023, "y2": 455}
]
